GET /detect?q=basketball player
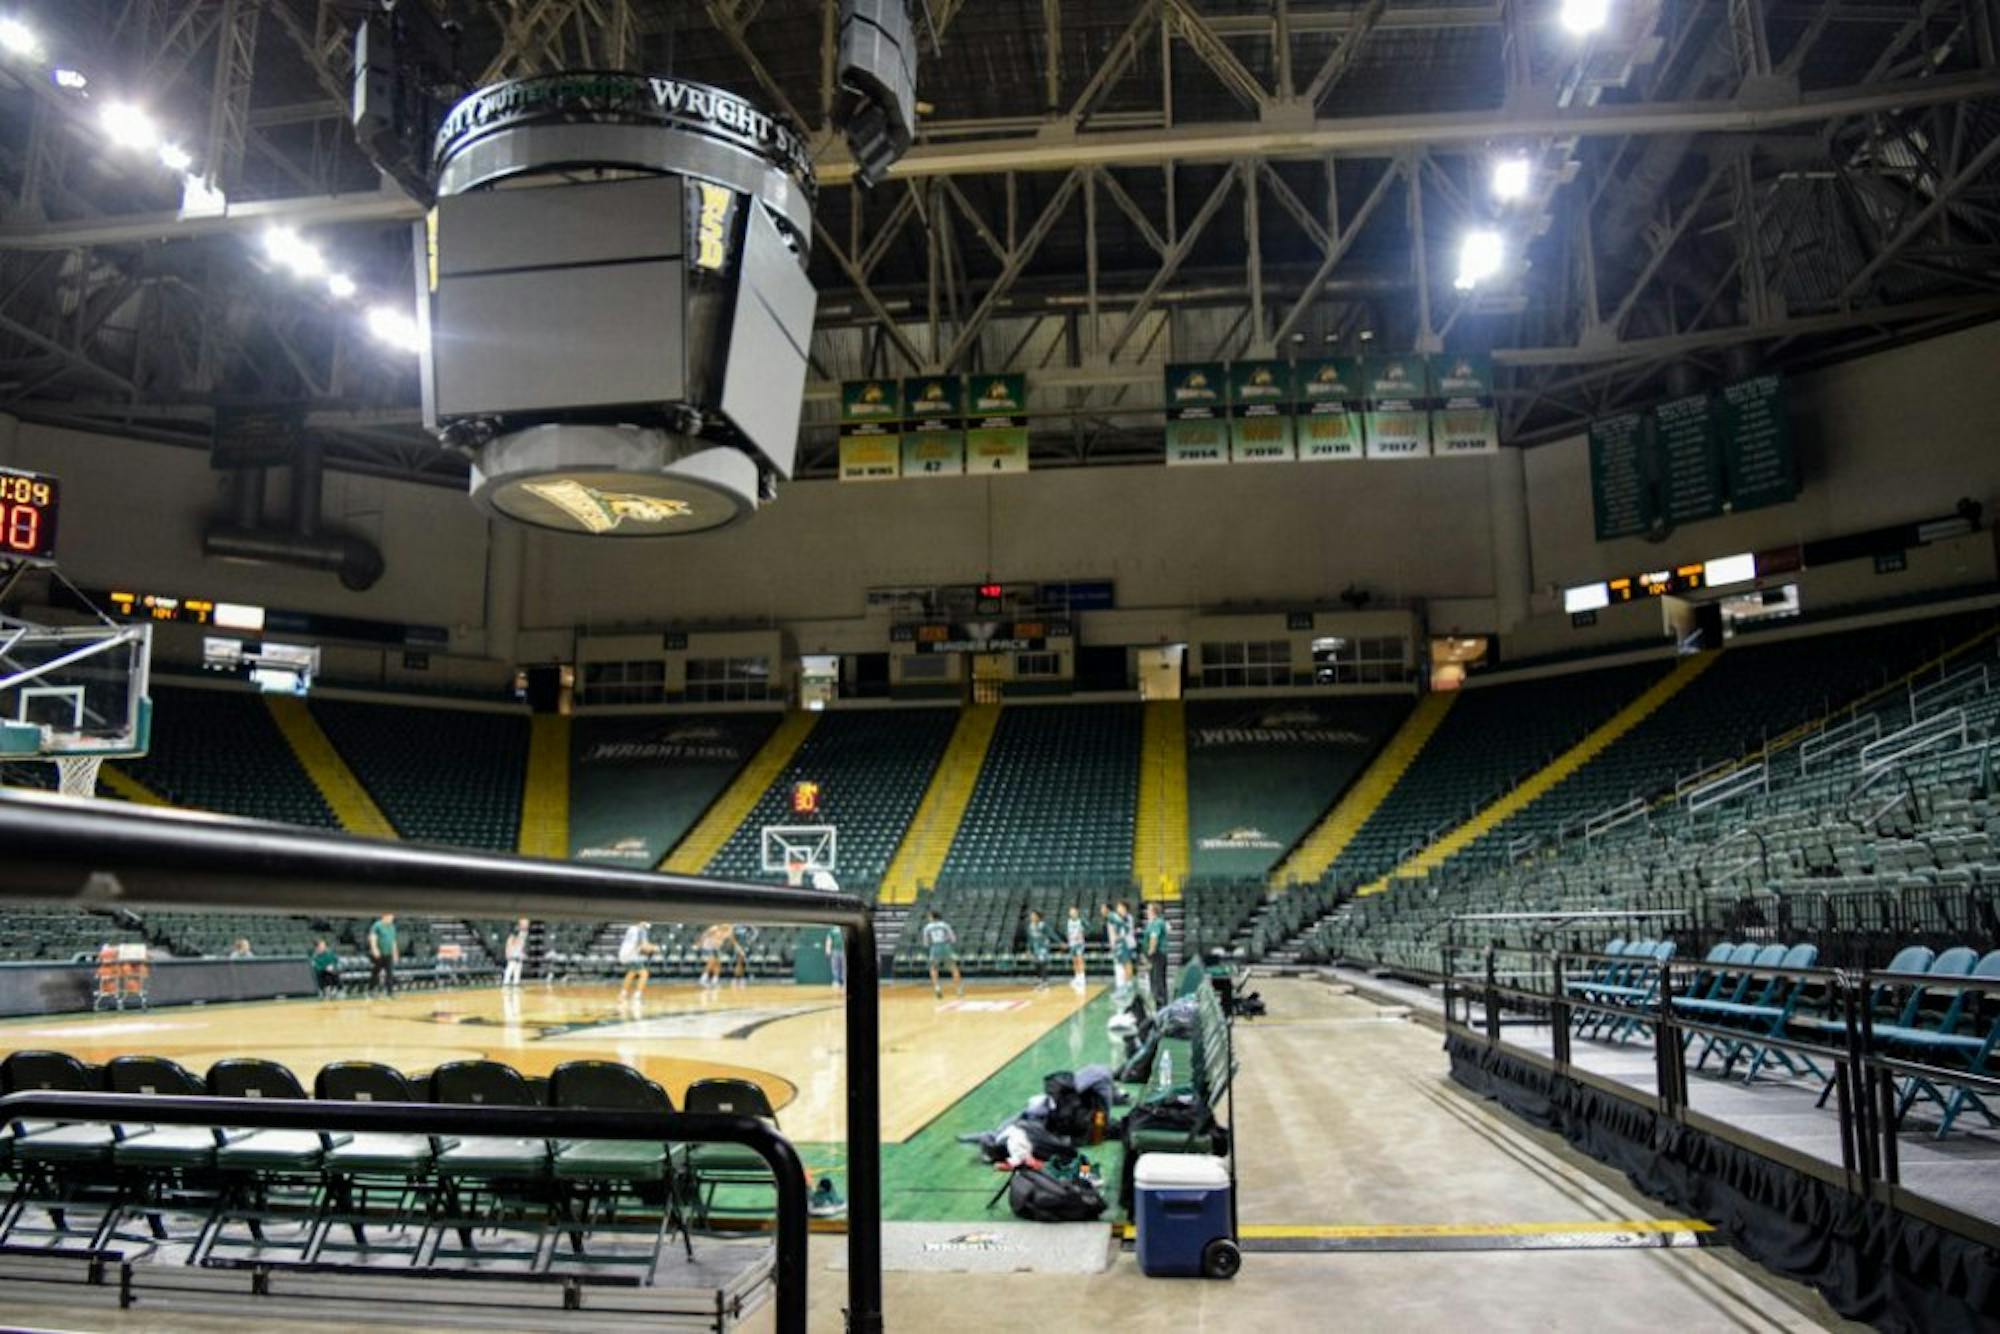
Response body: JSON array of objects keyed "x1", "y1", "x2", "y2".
[
  {"x1": 1142, "y1": 902, "x2": 1170, "y2": 1002},
  {"x1": 1065, "y1": 906, "x2": 1087, "y2": 992},
  {"x1": 921, "y1": 910, "x2": 963, "y2": 1000},
  {"x1": 730, "y1": 923, "x2": 751, "y2": 989},
  {"x1": 618, "y1": 920, "x2": 659, "y2": 1000},
  {"x1": 1025, "y1": 910, "x2": 1053, "y2": 990},
  {"x1": 697, "y1": 922, "x2": 739, "y2": 991},
  {"x1": 502, "y1": 919, "x2": 529, "y2": 988},
  {"x1": 367, "y1": 912, "x2": 398, "y2": 998}
]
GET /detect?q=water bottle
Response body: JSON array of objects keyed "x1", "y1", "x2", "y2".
[{"x1": 1157, "y1": 1048, "x2": 1174, "y2": 1091}]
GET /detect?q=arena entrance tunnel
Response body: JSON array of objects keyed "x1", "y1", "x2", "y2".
[{"x1": 0, "y1": 790, "x2": 884, "y2": 1334}]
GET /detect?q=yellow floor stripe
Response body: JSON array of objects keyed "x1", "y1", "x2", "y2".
[
  {"x1": 1133, "y1": 699, "x2": 1190, "y2": 899},
  {"x1": 98, "y1": 765, "x2": 171, "y2": 807},
  {"x1": 264, "y1": 696, "x2": 398, "y2": 839},
  {"x1": 516, "y1": 713, "x2": 572, "y2": 860},
  {"x1": 1117, "y1": 1218, "x2": 1712, "y2": 1240},
  {"x1": 880, "y1": 704, "x2": 1000, "y2": 904},
  {"x1": 1272, "y1": 691, "x2": 1454, "y2": 888},
  {"x1": 1360, "y1": 654, "x2": 1715, "y2": 894}
]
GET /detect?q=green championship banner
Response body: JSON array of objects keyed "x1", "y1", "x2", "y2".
[
  {"x1": 1164, "y1": 362, "x2": 1229, "y2": 466},
  {"x1": 1589, "y1": 411, "x2": 1652, "y2": 540},
  {"x1": 1228, "y1": 360, "x2": 1296, "y2": 463},
  {"x1": 839, "y1": 378, "x2": 902, "y2": 481},
  {"x1": 966, "y1": 373, "x2": 1031, "y2": 473},
  {"x1": 901, "y1": 375, "x2": 965, "y2": 476},
  {"x1": 1429, "y1": 354, "x2": 1499, "y2": 455},
  {"x1": 1719, "y1": 374, "x2": 1795, "y2": 512},
  {"x1": 1295, "y1": 357, "x2": 1364, "y2": 461},
  {"x1": 1652, "y1": 391, "x2": 1725, "y2": 525},
  {"x1": 1363, "y1": 355, "x2": 1432, "y2": 458},
  {"x1": 569, "y1": 714, "x2": 781, "y2": 866}
]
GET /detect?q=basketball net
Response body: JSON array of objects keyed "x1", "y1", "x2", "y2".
[
  {"x1": 785, "y1": 859, "x2": 807, "y2": 888},
  {"x1": 55, "y1": 755, "x2": 104, "y2": 799}
]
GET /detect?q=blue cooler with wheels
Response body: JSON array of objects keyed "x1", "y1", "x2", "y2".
[{"x1": 1134, "y1": 1153, "x2": 1238, "y2": 1279}]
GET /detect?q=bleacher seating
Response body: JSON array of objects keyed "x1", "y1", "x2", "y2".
[
  {"x1": 0, "y1": 907, "x2": 145, "y2": 962},
  {"x1": 120, "y1": 686, "x2": 336, "y2": 827},
  {"x1": 936, "y1": 704, "x2": 1141, "y2": 890},
  {"x1": 311, "y1": 699, "x2": 528, "y2": 850},
  {"x1": 706, "y1": 709, "x2": 959, "y2": 896}
]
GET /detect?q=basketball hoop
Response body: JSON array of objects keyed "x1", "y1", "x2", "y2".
[
  {"x1": 55, "y1": 754, "x2": 104, "y2": 799},
  {"x1": 785, "y1": 859, "x2": 808, "y2": 888}
]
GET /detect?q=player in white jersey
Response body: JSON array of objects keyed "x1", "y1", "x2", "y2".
[{"x1": 618, "y1": 921, "x2": 659, "y2": 999}]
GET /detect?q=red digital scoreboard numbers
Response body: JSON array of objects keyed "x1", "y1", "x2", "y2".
[
  {"x1": 0, "y1": 466, "x2": 58, "y2": 563},
  {"x1": 790, "y1": 781, "x2": 821, "y2": 816}
]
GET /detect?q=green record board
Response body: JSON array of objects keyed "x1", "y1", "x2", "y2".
[
  {"x1": 1363, "y1": 355, "x2": 1432, "y2": 458},
  {"x1": 1720, "y1": 374, "x2": 1796, "y2": 512},
  {"x1": 1295, "y1": 358, "x2": 1363, "y2": 461},
  {"x1": 1653, "y1": 391, "x2": 1725, "y2": 525},
  {"x1": 1589, "y1": 412, "x2": 1651, "y2": 540}
]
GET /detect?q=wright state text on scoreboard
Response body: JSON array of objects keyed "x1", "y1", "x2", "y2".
[{"x1": 0, "y1": 466, "x2": 60, "y2": 564}]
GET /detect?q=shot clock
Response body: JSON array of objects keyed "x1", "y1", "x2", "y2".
[{"x1": 0, "y1": 466, "x2": 58, "y2": 563}]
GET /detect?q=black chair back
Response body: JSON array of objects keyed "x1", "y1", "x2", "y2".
[
  {"x1": 207, "y1": 1058, "x2": 307, "y2": 1100},
  {"x1": 549, "y1": 1061, "x2": 671, "y2": 1114},
  {"x1": 1, "y1": 1049, "x2": 96, "y2": 1094},
  {"x1": 106, "y1": 1055, "x2": 205, "y2": 1097},
  {"x1": 315, "y1": 1061, "x2": 413, "y2": 1103},
  {"x1": 431, "y1": 1059, "x2": 535, "y2": 1107},
  {"x1": 683, "y1": 1077, "x2": 777, "y2": 1123}
]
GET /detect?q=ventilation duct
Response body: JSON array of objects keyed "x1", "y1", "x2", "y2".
[{"x1": 204, "y1": 447, "x2": 385, "y2": 591}]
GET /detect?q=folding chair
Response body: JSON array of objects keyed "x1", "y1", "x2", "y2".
[
  {"x1": 547, "y1": 1060, "x2": 691, "y2": 1281},
  {"x1": 103, "y1": 1056, "x2": 241, "y2": 1246},
  {"x1": 194, "y1": 1059, "x2": 348, "y2": 1267},
  {"x1": 1801, "y1": 944, "x2": 1935, "y2": 1108},
  {"x1": 1729, "y1": 944, "x2": 1829, "y2": 1084},
  {"x1": 0, "y1": 1050, "x2": 132, "y2": 1254},
  {"x1": 682, "y1": 1077, "x2": 782, "y2": 1228},
  {"x1": 308, "y1": 1062, "x2": 449, "y2": 1264},
  {"x1": 420, "y1": 1059, "x2": 553, "y2": 1269},
  {"x1": 1878, "y1": 948, "x2": 2000, "y2": 1136},
  {"x1": 1682, "y1": 945, "x2": 1788, "y2": 1071},
  {"x1": 1597, "y1": 942, "x2": 1678, "y2": 1045}
]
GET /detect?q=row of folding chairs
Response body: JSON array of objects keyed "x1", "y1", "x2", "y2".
[
  {"x1": 1562, "y1": 938, "x2": 1677, "y2": 1044},
  {"x1": 0, "y1": 1050, "x2": 782, "y2": 1283}
]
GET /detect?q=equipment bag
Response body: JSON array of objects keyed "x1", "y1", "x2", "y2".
[{"x1": 1006, "y1": 1165, "x2": 1107, "y2": 1223}]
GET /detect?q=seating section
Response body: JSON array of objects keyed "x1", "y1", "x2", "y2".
[
  {"x1": 311, "y1": 699, "x2": 528, "y2": 850},
  {"x1": 892, "y1": 883, "x2": 1137, "y2": 978},
  {"x1": 1315, "y1": 608, "x2": 2000, "y2": 977},
  {"x1": 937, "y1": 704, "x2": 1142, "y2": 890},
  {"x1": 1315, "y1": 661, "x2": 1672, "y2": 894},
  {"x1": 706, "y1": 709, "x2": 959, "y2": 895},
  {"x1": 0, "y1": 907, "x2": 146, "y2": 962},
  {"x1": 119, "y1": 686, "x2": 336, "y2": 827},
  {"x1": 1181, "y1": 878, "x2": 1265, "y2": 960}
]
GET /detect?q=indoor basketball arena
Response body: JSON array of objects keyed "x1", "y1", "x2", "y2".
[{"x1": 3, "y1": 2, "x2": 2000, "y2": 1330}]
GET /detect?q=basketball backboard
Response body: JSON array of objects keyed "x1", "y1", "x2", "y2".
[
  {"x1": 0, "y1": 617, "x2": 153, "y2": 769},
  {"x1": 760, "y1": 824, "x2": 837, "y2": 876}
]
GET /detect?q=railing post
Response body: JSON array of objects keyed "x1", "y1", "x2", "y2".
[
  {"x1": 1551, "y1": 953, "x2": 1571, "y2": 1068},
  {"x1": 1484, "y1": 944, "x2": 1501, "y2": 1044},
  {"x1": 1653, "y1": 960, "x2": 1681, "y2": 1118}
]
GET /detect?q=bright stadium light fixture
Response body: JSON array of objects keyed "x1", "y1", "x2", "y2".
[
  {"x1": 52, "y1": 67, "x2": 86, "y2": 90},
  {"x1": 1560, "y1": 0, "x2": 1610, "y2": 36},
  {"x1": 0, "y1": 16, "x2": 41, "y2": 59},
  {"x1": 1455, "y1": 228, "x2": 1505, "y2": 290},
  {"x1": 99, "y1": 102, "x2": 159, "y2": 152},
  {"x1": 157, "y1": 143, "x2": 192, "y2": 172},
  {"x1": 261, "y1": 226, "x2": 325, "y2": 279},
  {"x1": 366, "y1": 304, "x2": 424, "y2": 354},
  {"x1": 327, "y1": 273, "x2": 357, "y2": 300},
  {"x1": 1490, "y1": 156, "x2": 1532, "y2": 203}
]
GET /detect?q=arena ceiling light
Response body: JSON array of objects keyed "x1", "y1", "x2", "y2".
[
  {"x1": 1490, "y1": 157, "x2": 1532, "y2": 203},
  {"x1": 1559, "y1": 0, "x2": 1611, "y2": 37},
  {"x1": 0, "y1": 15, "x2": 42, "y2": 59},
  {"x1": 157, "y1": 143, "x2": 192, "y2": 172},
  {"x1": 51, "y1": 67, "x2": 84, "y2": 89},
  {"x1": 365, "y1": 305, "x2": 424, "y2": 355},
  {"x1": 98, "y1": 101, "x2": 159, "y2": 153},
  {"x1": 327, "y1": 273, "x2": 357, "y2": 300},
  {"x1": 1454, "y1": 228, "x2": 1506, "y2": 290}
]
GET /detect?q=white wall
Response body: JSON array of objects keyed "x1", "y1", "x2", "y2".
[
  {"x1": 1524, "y1": 320, "x2": 2000, "y2": 593},
  {"x1": 0, "y1": 422, "x2": 495, "y2": 639}
]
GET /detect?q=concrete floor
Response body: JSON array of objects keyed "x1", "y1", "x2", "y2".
[{"x1": 8, "y1": 979, "x2": 1861, "y2": 1333}]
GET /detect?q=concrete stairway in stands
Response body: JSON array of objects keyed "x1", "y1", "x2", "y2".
[
  {"x1": 1134, "y1": 700, "x2": 1191, "y2": 900},
  {"x1": 516, "y1": 714, "x2": 571, "y2": 859},
  {"x1": 1360, "y1": 653, "x2": 1718, "y2": 894},
  {"x1": 263, "y1": 696, "x2": 398, "y2": 838},
  {"x1": 660, "y1": 711, "x2": 819, "y2": 874},
  {"x1": 1270, "y1": 691, "x2": 1456, "y2": 888},
  {"x1": 878, "y1": 704, "x2": 1000, "y2": 904}
]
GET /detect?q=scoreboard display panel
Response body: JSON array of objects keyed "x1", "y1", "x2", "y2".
[{"x1": 0, "y1": 466, "x2": 58, "y2": 563}]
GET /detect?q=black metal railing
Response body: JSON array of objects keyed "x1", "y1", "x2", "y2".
[
  {"x1": 1443, "y1": 943, "x2": 2000, "y2": 1247},
  {"x1": 0, "y1": 791, "x2": 884, "y2": 1333}
]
